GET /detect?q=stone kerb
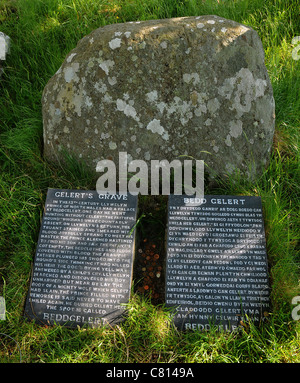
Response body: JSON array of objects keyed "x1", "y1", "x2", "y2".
[{"x1": 0, "y1": 32, "x2": 10, "y2": 77}]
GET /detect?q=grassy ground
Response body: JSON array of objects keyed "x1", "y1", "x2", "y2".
[{"x1": 0, "y1": 0, "x2": 299, "y2": 363}]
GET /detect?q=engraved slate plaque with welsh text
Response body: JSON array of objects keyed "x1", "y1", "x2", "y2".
[
  {"x1": 25, "y1": 189, "x2": 138, "y2": 327},
  {"x1": 166, "y1": 195, "x2": 270, "y2": 331}
]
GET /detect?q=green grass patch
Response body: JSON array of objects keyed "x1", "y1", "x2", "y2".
[{"x1": 0, "y1": 0, "x2": 299, "y2": 363}]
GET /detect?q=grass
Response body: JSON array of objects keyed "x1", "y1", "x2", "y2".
[{"x1": 0, "y1": 0, "x2": 299, "y2": 363}]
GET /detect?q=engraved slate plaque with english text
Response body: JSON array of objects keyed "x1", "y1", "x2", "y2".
[
  {"x1": 25, "y1": 189, "x2": 137, "y2": 327},
  {"x1": 166, "y1": 195, "x2": 270, "y2": 331}
]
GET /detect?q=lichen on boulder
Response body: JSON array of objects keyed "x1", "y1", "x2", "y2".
[{"x1": 42, "y1": 15, "x2": 275, "y2": 180}]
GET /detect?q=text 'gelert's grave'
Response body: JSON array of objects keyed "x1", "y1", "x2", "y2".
[{"x1": 25, "y1": 189, "x2": 138, "y2": 327}]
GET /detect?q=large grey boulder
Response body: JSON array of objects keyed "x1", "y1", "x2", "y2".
[{"x1": 42, "y1": 15, "x2": 275, "y2": 180}]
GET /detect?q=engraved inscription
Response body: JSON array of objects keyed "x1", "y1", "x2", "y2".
[
  {"x1": 166, "y1": 195, "x2": 270, "y2": 332},
  {"x1": 25, "y1": 189, "x2": 137, "y2": 327}
]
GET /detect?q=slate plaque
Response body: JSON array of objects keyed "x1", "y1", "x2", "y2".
[
  {"x1": 166, "y1": 195, "x2": 270, "y2": 331},
  {"x1": 25, "y1": 189, "x2": 138, "y2": 327}
]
